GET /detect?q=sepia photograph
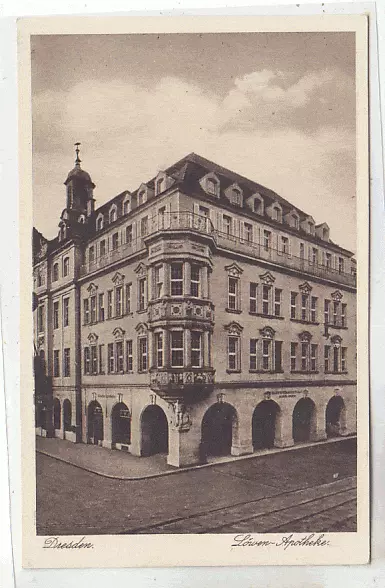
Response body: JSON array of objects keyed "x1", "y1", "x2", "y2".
[{"x1": 19, "y1": 14, "x2": 369, "y2": 568}]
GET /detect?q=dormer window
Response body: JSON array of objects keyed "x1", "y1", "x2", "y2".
[
  {"x1": 272, "y1": 206, "x2": 282, "y2": 222},
  {"x1": 78, "y1": 214, "x2": 86, "y2": 224},
  {"x1": 109, "y1": 205, "x2": 117, "y2": 224},
  {"x1": 292, "y1": 214, "x2": 299, "y2": 229},
  {"x1": 225, "y1": 183, "x2": 243, "y2": 207},
  {"x1": 207, "y1": 178, "x2": 217, "y2": 195},
  {"x1": 96, "y1": 214, "x2": 104, "y2": 231},
  {"x1": 301, "y1": 216, "x2": 315, "y2": 235},
  {"x1": 253, "y1": 195, "x2": 264, "y2": 215},
  {"x1": 200, "y1": 173, "x2": 220, "y2": 198},
  {"x1": 138, "y1": 189, "x2": 147, "y2": 206},
  {"x1": 315, "y1": 223, "x2": 330, "y2": 241},
  {"x1": 156, "y1": 178, "x2": 164, "y2": 195},
  {"x1": 123, "y1": 199, "x2": 130, "y2": 215}
]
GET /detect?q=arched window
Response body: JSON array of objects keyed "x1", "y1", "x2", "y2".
[
  {"x1": 123, "y1": 199, "x2": 130, "y2": 215},
  {"x1": 96, "y1": 215, "x2": 104, "y2": 231},
  {"x1": 109, "y1": 206, "x2": 117, "y2": 224},
  {"x1": 253, "y1": 196, "x2": 264, "y2": 215}
]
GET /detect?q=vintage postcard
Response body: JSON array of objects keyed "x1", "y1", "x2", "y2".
[{"x1": 19, "y1": 14, "x2": 369, "y2": 568}]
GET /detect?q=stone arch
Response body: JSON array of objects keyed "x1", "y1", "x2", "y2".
[
  {"x1": 252, "y1": 399, "x2": 281, "y2": 450},
  {"x1": 111, "y1": 402, "x2": 131, "y2": 446},
  {"x1": 53, "y1": 398, "x2": 61, "y2": 431},
  {"x1": 292, "y1": 397, "x2": 316, "y2": 443},
  {"x1": 201, "y1": 402, "x2": 238, "y2": 457},
  {"x1": 140, "y1": 404, "x2": 169, "y2": 457},
  {"x1": 63, "y1": 399, "x2": 72, "y2": 432},
  {"x1": 325, "y1": 395, "x2": 347, "y2": 438},
  {"x1": 87, "y1": 400, "x2": 104, "y2": 445}
]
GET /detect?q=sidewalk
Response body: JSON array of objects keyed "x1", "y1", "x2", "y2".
[{"x1": 36, "y1": 434, "x2": 355, "y2": 481}]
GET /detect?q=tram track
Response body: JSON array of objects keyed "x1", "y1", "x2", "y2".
[{"x1": 121, "y1": 476, "x2": 356, "y2": 535}]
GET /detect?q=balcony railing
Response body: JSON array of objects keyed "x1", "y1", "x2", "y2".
[
  {"x1": 79, "y1": 211, "x2": 356, "y2": 287},
  {"x1": 150, "y1": 367, "x2": 215, "y2": 402}
]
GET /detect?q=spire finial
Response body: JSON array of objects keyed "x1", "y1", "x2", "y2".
[{"x1": 74, "y1": 142, "x2": 81, "y2": 166}]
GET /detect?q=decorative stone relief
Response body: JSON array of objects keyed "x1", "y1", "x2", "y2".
[
  {"x1": 88, "y1": 332, "x2": 99, "y2": 344},
  {"x1": 298, "y1": 331, "x2": 312, "y2": 342},
  {"x1": 225, "y1": 262, "x2": 243, "y2": 278},
  {"x1": 134, "y1": 262, "x2": 147, "y2": 278},
  {"x1": 299, "y1": 281, "x2": 313, "y2": 294},
  {"x1": 331, "y1": 290, "x2": 343, "y2": 301},
  {"x1": 112, "y1": 271, "x2": 125, "y2": 286},
  {"x1": 135, "y1": 322, "x2": 148, "y2": 335},
  {"x1": 259, "y1": 326, "x2": 275, "y2": 339},
  {"x1": 224, "y1": 321, "x2": 243, "y2": 335},
  {"x1": 259, "y1": 271, "x2": 275, "y2": 285},
  {"x1": 87, "y1": 282, "x2": 98, "y2": 295},
  {"x1": 112, "y1": 326, "x2": 126, "y2": 340}
]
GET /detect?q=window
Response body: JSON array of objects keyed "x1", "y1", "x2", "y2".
[
  {"x1": 89, "y1": 246, "x2": 95, "y2": 264},
  {"x1": 272, "y1": 206, "x2": 281, "y2": 221},
  {"x1": 115, "y1": 286, "x2": 123, "y2": 317},
  {"x1": 274, "y1": 341, "x2": 283, "y2": 372},
  {"x1": 171, "y1": 263, "x2": 183, "y2": 296},
  {"x1": 290, "y1": 292, "x2": 298, "y2": 319},
  {"x1": 97, "y1": 216, "x2": 104, "y2": 231},
  {"x1": 249, "y1": 339, "x2": 258, "y2": 370},
  {"x1": 98, "y1": 293, "x2": 105, "y2": 322},
  {"x1": 126, "y1": 225, "x2": 133, "y2": 244},
  {"x1": 123, "y1": 199, "x2": 130, "y2": 214},
  {"x1": 100, "y1": 239, "x2": 106, "y2": 257},
  {"x1": 281, "y1": 236, "x2": 289, "y2": 254},
  {"x1": 84, "y1": 347, "x2": 90, "y2": 375},
  {"x1": 154, "y1": 265, "x2": 164, "y2": 298},
  {"x1": 138, "y1": 337, "x2": 148, "y2": 372},
  {"x1": 333, "y1": 346, "x2": 339, "y2": 373},
  {"x1": 228, "y1": 336, "x2": 240, "y2": 371},
  {"x1": 341, "y1": 347, "x2": 347, "y2": 371},
  {"x1": 38, "y1": 305, "x2": 44, "y2": 332},
  {"x1": 126, "y1": 340, "x2": 133, "y2": 371},
  {"x1": 292, "y1": 215, "x2": 299, "y2": 229},
  {"x1": 138, "y1": 278, "x2": 147, "y2": 311},
  {"x1": 171, "y1": 331, "x2": 184, "y2": 367},
  {"x1": 310, "y1": 344, "x2": 318, "y2": 372},
  {"x1": 53, "y1": 263, "x2": 59, "y2": 281},
  {"x1": 191, "y1": 332, "x2": 202, "y2": 368},
  {"x1": 341, "y1": 303, "x2": 347, "y2": 327},
  {"x1": 63, "y1": 297, "x2": 69, "y2": 327},
  {"x1": 116, "y1": 341, "x2": 124, "y2": 372},
  {"x1": 190, "y1": 265, "x2": 200, "y2": 297},
  {"x1": 249, "y1": 283, "x2": 258, "y2": 313},
  {"x1": 244, "y1": 222, "x2": 253, "y2": 242},
  {"x1": 108, "y1": 343, "x2": 115, "y2": 373},
  {"x1": 324, "y1": 346, "x2": 330, "y2": 372},
  {"x1": 90, "y1": 346, "x2": 98, "y2": 374},
  {"x1": 324, "y1": 300, "x2": 331, "y2": 325},
  {"x1": 223, "y1": 215, "x2": 232, "y2": 235},
  {"x1": 262, "y1": 339, "x2": 272, "y2": 371},
  {"x1": 312, "y1": 248, "x2": 318, "y2": 265},
  {"x1": 84, "y1": 298, "x2": 90, "y2": 324},
  {"x1": 338, "y1": 257, "x2": 345, "y2": 274},
  {"x1": 141, "y1": 216, "x2": 148, "y2": 236},
  {"x1": 109, "y1": 207, "x2": 117, "y2": 223},
  {"x1": 199, "y1": 205, "x2": 210, "y2": 217},
  {"x1": 263, "y1": 230, "x2": 271, "y2": 251},
  {"x1": 107, "y1": 290, "x2": 113, "y2": 319},
  {"x1": 301, "y1": 294, "x2": 309, "y2": 321},
  {"x1": 207, "y1": 177, "x2": 218, "y2": 196},
  {"x1": 63, "y1": 257, "x2": 70, "y2": 277},
  {"x1": 156, "y1": 178, "x2": 164, "y2": 195},
  {"x1": 63, "y1": 348, "x2": 70, "y2": 377},
  {"x1": 125, "y1": 283, "x2": 132, "y2": 314},
  {"x1": 228, "y1": 277, "x2": 239, "y2": 311},
  {"x1": 325, "y1": 253, "x2": 332, "y2": 269},
  {"x1": 333, "y1": 301, "x2": 340, "y2": 326},
  {"x1": 262, "y1": 285, "x2": 271, "y2": 316},
  {"x1": 310, "y1": 297, "x2": 318, "y2": 323},
  {"x1": 274, "y1": 289, "x2": 282, "y2": 317},
  {"x1": 90, "y1": 295, "x2": 97, "y2": 323},
  {"x1": 99, "y1": 344, "x2": 104, "y2": 373},
  {"x1": 301, "y1": 342, "x2": 309, "y2": 371},
  {"x1": 290, "y1": 343, "x2": 297, "y2": 371},
  {"x1": 158, "y1": 206, "x2": 166, "y2": 229},
  {"x1": 155, "y1": 333, "x2": 163, "y2": 368},
  {"x1": 53, "y1": 350, "x2": 60, "y2": 377},
  {"x1": 300, "y1": 243, "x2": 305, "y2": 259},
  {"x1": 112, "y1": 232, "x2": 119, "y2": 251},
  {"x1": 53, "y1": 301, "x2": 59, "y2": 330},
  {"x1": 254, "y1": 197, "x2": 263, "y2": 214}
]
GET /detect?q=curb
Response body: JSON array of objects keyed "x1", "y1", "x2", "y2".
[{"x1": 36, "y1": 434, "x2": 356, "y2": 482}]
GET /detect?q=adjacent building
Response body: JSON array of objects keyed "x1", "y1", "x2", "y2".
[{"x1": 33, "y1": 149, "x2": 357, "y2": 467}]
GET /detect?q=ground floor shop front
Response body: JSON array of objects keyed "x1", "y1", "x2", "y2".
[{"x1": 38, "y1": 382, "x2": 356, "y2": 468}]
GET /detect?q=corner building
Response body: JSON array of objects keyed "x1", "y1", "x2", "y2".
[{"x1": 33, "y1": 151, "x2": 357, "y2": 467}]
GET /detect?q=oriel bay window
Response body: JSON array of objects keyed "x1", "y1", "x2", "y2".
[
  {"x1": 155, "y1": 332, "x2": 163, "y2": 368},
  {"x1": 154, "y1": 265, "x2": 164, "y2": 299},
  {"x1": 171, "y1": 263, "x2": 183, "y2": 296},
  {"x1": 190, "y1": 265, "x2": 200, "y2": 297}
]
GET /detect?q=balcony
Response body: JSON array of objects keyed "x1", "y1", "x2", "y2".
[
  {"x1": 149, "y1": 367, "x2": 215, "y2": 402},
  {"x1": 79, "y1": 211, "x2": 356, "y2": 288},
  {"x1": 216, "y1": 231, "x2": 356, "y2": 288}
]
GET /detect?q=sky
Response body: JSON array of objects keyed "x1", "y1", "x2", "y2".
[{"x1": 31, "y1": 32, "x2": 356, "y2": 251}]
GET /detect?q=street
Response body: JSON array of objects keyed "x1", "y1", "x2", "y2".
[{"x1": 36, "y1": 438, "x2": 356, "y2": 535}]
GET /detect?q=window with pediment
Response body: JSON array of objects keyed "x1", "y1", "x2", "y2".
[
  {"x1": 290, "y1": 331, "x2": 318, "y2": 373},
  {"x1": 225, "y1": 263, "x2": 243, "y2": 313},
  {"x1": 325, "y1": 335, "x2": 347, "y2": 374},
  {"x1": 290, "y1": 282, "x2": 318, "y2": 324},
  {"x1": 249, "y1": 326, "x2": 282, "y2": 373},
  {"x1": 225, "y1": 322, "x2": 243, "y2": 372}
]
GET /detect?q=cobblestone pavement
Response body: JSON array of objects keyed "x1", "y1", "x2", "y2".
[{"x1": 36, "y1": 438, "x2": 356, "y2": 535}]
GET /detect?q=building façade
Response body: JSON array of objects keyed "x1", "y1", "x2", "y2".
[{"x1": 33, "y1": 150, "x2": 357, "y2": 467}]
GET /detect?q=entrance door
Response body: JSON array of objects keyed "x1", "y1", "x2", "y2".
[
  {"x1": 326, "y1": 396, "x2": 345, "y2": 437},
  {"x1": 292, "y1": 397, "x2": 315, "y2": 443},
  {"x1": 141, "y1": 405, "x2": 168, "y2": 456},
  {"x1": 201, "y1": 403, "x2": 236, "y2": 457},
  {"x1": 252, "y1": 400, "x2": 279, "y2": 450},
  {"x1": 87, "y1": 401, "x2": 104, "y2": 445},
  {"x1": 111, "y1": 402, "x2": 131, "y2": 445}
]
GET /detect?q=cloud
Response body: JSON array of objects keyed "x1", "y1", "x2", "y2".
[{"x1": 32, "y1": 68, "x2": 356, "y2": 251}]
